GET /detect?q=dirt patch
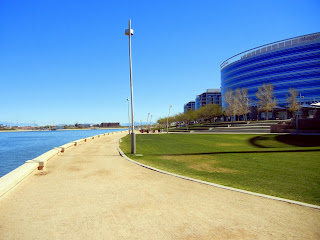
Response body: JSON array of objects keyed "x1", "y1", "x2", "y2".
[
  {"x1": 67, "y1": 166, "x2": 82, "y2": 172},
  {"x1": 83, "y1": 169, "x2": 111, "y2": 179},
  {"x1": 34, "y1": 171, "x2": 49, "y2": 176},
  {"x1": 190, "y1": 162, "x2": 238, "y2": 173},
  {"x1": 181, "y1": 226, "x2": 256, "y2": 240},
  {"x1": 73, "y1": 160, "x2": 93, "y2": 164},
  {"x1": 216, "y1": 143, "x2": 242, "y2": 147}
]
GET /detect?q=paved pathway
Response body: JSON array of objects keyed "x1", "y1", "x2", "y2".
[{"x1": 0, "y1": 132, "x2": 319, "y2": 240}]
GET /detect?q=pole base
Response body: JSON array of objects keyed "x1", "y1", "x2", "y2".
[{"x1": 131, "y1": 132, "x2": 136, "y2": 154}]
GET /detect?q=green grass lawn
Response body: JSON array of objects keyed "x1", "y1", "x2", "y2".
[{"x1": 120, "y1": 133, "x2": 320, "y2": 205}]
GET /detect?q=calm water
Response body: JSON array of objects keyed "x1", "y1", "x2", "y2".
[{"x1": 0, "y1": 129, "x2": 125, "y2": 177}]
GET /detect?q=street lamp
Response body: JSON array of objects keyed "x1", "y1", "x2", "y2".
[
  {"x1": 125, "y1": 19, "x2": 136, "y2": 153},
  {"x1": 127, "y1": 98, "x2": 131, "y2": 134},
  {"x1": 150, "y1": 114, "x2": 153, "y2": 130},
  {"x1": 167, "y1": 105, "x2": 172, "y2": 133},
  {"x1": 146, "y1": 113, "x2": 150, "y2": 130},
  {"x1": 296, "y1": 93, "x2": 304, "y2": 135}
]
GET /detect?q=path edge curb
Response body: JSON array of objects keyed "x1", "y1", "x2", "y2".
[{"x1": 117, "y1": 142, "x2": 320, "y2": 210}]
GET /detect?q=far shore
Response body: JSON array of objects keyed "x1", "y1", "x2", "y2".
[{"x1": 0, "y1": 128, "x2": 128, "y2": 133}]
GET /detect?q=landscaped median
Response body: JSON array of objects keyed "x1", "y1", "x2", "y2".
[{"x1": 119, "y1": 133, "x2": 320, "y2": 206}]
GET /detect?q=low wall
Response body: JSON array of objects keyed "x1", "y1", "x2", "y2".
[
  {"x1": 0, "y1": 130, "x2": 128, "y2": 198},
  {"x1": 271, "y1": 119, "x2": 320, "y2": 133}
]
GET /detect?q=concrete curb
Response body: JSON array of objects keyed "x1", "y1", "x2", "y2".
[
  {"x1": 0, "y1": 162, "x2": 38, "y2": 197},
  {"x1": 117, "y1": 143, "x2": 320, "y2": 210}
]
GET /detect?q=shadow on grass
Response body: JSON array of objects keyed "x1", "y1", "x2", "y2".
[
  {"x1": 276, "y1": 134, "x2": 320, "y2": 147},
  {"x1": 249, "y1": 134, "x2": 320, "y2": 148},
  {"x1": 249, "y1": 136, "x2": 274, "y2": 148},
  {"x1": 151, "y1": 149, "x2": 320, "y2": 156}
]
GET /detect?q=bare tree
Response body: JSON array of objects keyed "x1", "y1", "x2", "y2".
[
  {"x1": 255, "y1": 83, "x2": 277, "y2": 120},
  {"x1": 223, "y1": 89, "x2": 237, "y2": 121},
  {"x1": 224, "y1": 88, "x2": 250, "y2": 121},
  {"x1": 286, "y1": 88, "x2": 299, "y2": 116},
  {"x1": 235, "y1": 88, "x2": 250, "y2": 121}
]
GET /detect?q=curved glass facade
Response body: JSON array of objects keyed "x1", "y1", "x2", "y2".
[{"x1": 221, "y1": 33, "x2": 320, "y2": 108}]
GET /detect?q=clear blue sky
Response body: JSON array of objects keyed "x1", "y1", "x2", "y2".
[{"x1": 1, "y1": 0, "x2": 319, "y2": 126}]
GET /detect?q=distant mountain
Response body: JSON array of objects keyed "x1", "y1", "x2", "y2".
[
  {"x1": 0, "y1": 121, "x2": 155, "y2": 127},
  {"x1": 0, "y1": 122, "x2": 38, "y2": 127}
]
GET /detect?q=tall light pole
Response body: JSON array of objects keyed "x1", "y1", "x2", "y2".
[
  {"x1": 125, "y1": 20, "x2": 136, "y2": 153},
  {"x1": 127, "y1": 98, "x2": 131, "y2": 134},
  {"x1": 296, "y1": 93, "x2": 304, "y2": 135},
  {"x1": 167, "y1": 105, "x2": 172, "y2": 133},
  {"x1": 150, "y1": 115, "x2": 153, "y2": 130},
  {"x1": 146, "y1": 113, "x2": 150, "y2": 130}
]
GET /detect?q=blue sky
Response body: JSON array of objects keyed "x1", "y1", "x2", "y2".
[{"x1": 1, "y1": 0, "x2": 319, "y2": 126}]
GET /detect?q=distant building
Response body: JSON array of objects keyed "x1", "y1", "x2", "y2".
[
  {"x1": 184, "y1": 101, "x2": 195, "y2": 113},
  {"x1": 195, "y1": 89, "x2": 222, "y2": 110},
  {"x1": 78, "y1": 124, "x2": 92, "y2": 128},
  {"x1": 18, "y1": 126, "x2": 33, "y2": 130},
  {"x1": 100, "y1": 122, "x2": 120, "y2": 128}
]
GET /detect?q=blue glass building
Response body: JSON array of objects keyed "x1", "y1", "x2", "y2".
[{"x1": 221, "y1": 32, "x2": 320, "y2": 119}]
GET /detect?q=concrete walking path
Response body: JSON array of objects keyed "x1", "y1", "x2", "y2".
[{"x1": 0, "y1": 132, "x2": 319, "y2": 239}]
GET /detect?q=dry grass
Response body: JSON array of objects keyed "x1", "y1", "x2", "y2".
[{"x1": 160, "y1": 155, "x2": 238, "y2": 173}]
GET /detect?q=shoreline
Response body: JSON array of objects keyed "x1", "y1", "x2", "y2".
[
  {"x1": 0, "y1": 128, "x2": 129, "y2": 178},
  {"x1": 0, "y1": 130, "x2": 128, "y2": 197}
]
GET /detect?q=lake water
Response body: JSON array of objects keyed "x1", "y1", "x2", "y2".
[{"x1": 0, "y1": 129, "x2": 125, "y2": 177}]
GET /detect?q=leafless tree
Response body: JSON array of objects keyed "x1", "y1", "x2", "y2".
[
  {"x1": 286, "y1": 88, "x2": 299, "y2": 116},
  {"x1": 223, "y1": 89, "x2": 237, "y2": 121},
  {"x1": 234, "y1": 88, "x2": 250, "y2": 121},
  {"x1": 224, "y1": 88, "x2": 250, "y2": 121},
  {"x1": 255, "y1": 83, "x2": 277, "y2": 120}
]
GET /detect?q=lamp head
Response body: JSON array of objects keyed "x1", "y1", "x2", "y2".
[{"x1": 125, "y1": 29, "x2": 134, "y2": 36}]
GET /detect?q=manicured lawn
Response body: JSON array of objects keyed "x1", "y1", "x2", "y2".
[{"x1": 120, "y1": 133, "x2": 320, "y2": 205}]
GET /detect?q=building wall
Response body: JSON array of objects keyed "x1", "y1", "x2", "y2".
[
  {"x1": 184, "y1": 101, "x2": 195, "y2": 113},
  {"x1": 100, "y1": 122, "x2": 120, "y2": 128},
  {"x1": 221, "y1": 32, "x2": 320, "y2": 109},
  {"x1": 195, "y1": 89, "x2": 221, "y2": 110}
]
